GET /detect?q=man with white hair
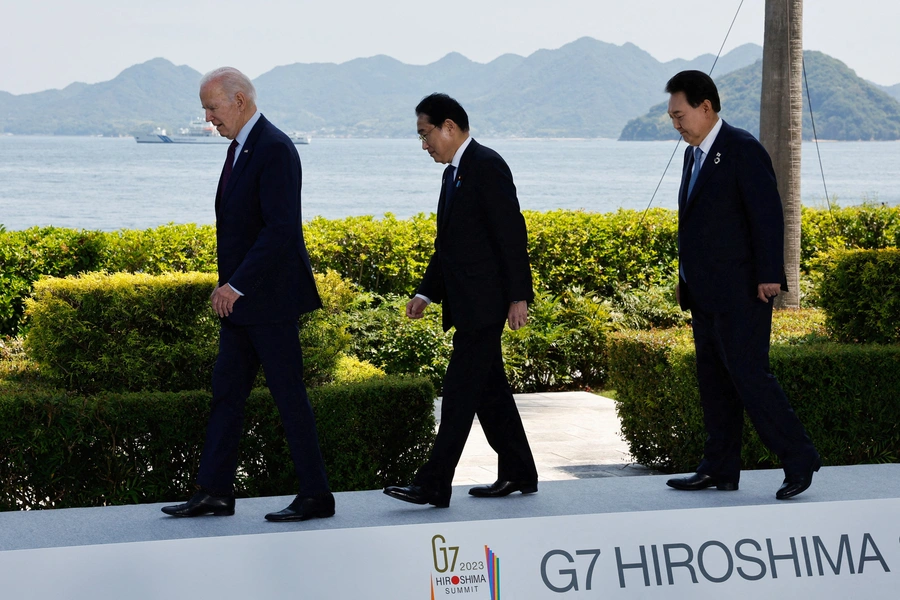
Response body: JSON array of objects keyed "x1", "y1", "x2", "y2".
[{"x1": 162, "y1": 67, "x2": 334, "y2": 521}]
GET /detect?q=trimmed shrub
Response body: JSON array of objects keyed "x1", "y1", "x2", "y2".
[
  {"x1": 0, "y1": 376, "x2": 435, "y2": 510},
  {"x1": 524, "y1": 208, "x2": 678, "y2": 296},
  {"x1": 800, "y1": 203, "x2": 900, "y2": 271},
  {"x1": 0, "y1": 227, "x2": 107, "y2": 335},
  {"x1": 23, "y1": 271, "x2": 353, "y2": 393},
  {"x1": 24, "y1": 272, "x2": 219, "y2": 393},
  {"x1": 604, "y1": 309, "x2": 889, "y2": 472},
  {"x1": 102, "y1": 223, "x2": 217, "y2": 275},
  {"x1": 305, "y1": 213, "x2": 436, "y2": 296},
  {"x1": 815, "y1": 248, "x2": 900, "y2": 343}
]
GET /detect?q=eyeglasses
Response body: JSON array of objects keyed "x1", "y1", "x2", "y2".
[{"x1": 418, "y1": 125, "x2": 438, "y2": 143}]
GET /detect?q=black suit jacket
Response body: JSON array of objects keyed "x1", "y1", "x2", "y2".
[
  {"x1": 417, "y1": 139, "x2": 534, "y2": 332},
  {"x1": 215, "y1": 114, "x2": 322, "y2": 325},
  {"x1": 678, "y1": 120, "x2": 787, "y2": 313}
]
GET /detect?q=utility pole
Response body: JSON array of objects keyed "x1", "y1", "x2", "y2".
[{"x1": 759, "y1": 0, "x2": 803, "y2": 309}]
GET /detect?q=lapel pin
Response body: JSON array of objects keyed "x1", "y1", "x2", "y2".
[{"x1": 714, "y1": 152, "x2": 721, "y2": 164}]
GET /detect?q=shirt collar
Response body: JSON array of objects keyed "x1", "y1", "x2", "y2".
[
  {"x1": 450, "y1": 135, "x2": 473, "y2": 169},
  {"x1": 696, "y1": 117, "x2": 723, "y2": 156},
  {"x1": 234, "y1": 110, "x2": 261, "y2": 150}
]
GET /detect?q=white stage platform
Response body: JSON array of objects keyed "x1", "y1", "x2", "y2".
[{"x1": 2, "y1": 464, "x2": 899, "y2": 599}]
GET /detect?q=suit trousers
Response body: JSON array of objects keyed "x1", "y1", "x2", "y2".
[
  {"x1": 691, "y1": 297, "x2": 817, "y2": 481},
  {"x1": 197, "y1": 319, "x2": 329, "y2": 496},
  {"x1": 414, "y1": 323, "x2": 538, "y2": 493}
]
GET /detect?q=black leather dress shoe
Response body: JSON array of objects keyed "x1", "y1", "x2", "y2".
[
  {"x1": 161, "y1": 491, "x2": 235, "y2": 517},
  {"x1": 468, "y1": 480, "x2": 538, "y2": 497},
  {"x1": 666, "y1": 473, "x2": 739, "y2": 491},
  {"x1": 383, "y1": 484, "x2": 450, "y2": 508},
  {"x1": 776, "y1": 456, "x2": 822, "y2": 500},
  {"x1": 265, "y1": 492, "x2": 335, "y2": 522}
]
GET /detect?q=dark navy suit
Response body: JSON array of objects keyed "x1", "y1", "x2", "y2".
[
  {"x1": 413, "y1": 139, "x2": 538, "y2": 494},
  {"x1": 197, "y1": 114, "x2": 329, "y2": 497},
  {"x1": 678, "y1": 120, "x2": 817, "y2": 482}
]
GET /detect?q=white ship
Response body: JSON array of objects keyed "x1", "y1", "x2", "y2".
[
  {"x1": 135, "y1": 118, "x2": 227, "y2": 144},
  {"x1": 136, "y1": 119, "x2": 312, "y2": 145}
]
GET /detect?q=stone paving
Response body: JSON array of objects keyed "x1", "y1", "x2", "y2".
[{"x1": 435, "y1": 391, "x2": 661, "y2": 486}]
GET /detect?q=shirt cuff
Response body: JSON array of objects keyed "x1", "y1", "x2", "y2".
[
  {"x1": 415, "y1": 293, "x2": 431, "y2": 305},
  {"x1": 228, "y1": 283, "x2": 244, "y2": 296}
]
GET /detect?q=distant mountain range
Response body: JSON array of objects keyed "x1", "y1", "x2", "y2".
[
  {"x1": 1, "y1": 37, "x2": 897, "y2": 140},
  {"x1": 619, "y1": 51, "x2": 900, "y2": 141},
  {"x1": 877, "y1": 82, "x2": 900, "y2": 102}
]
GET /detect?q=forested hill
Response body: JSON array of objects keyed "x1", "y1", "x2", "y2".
[{"x1": 618, "y1": 51, "x2": 900, "y2": 141}]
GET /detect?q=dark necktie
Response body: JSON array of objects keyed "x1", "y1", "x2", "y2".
[
  {"x1": 443, "y1": 164, "x2": 456, "y2": 208},
  {"x1": 221, "y1": 140, "x2": 239, "y2": 191},
  {"x1": 444, "y1": 165, "x2": 456, "y2": 207},
  {"x1": 687, "y1": 146, "x2": 703, "y2": 197}
]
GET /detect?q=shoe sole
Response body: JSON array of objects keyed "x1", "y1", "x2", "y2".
[
  {"x1": 666, "y1": 482, "x2": 739, "y2": 492},
  {"x1": 469, "y1": 483, "x2": 539, "y2": 498},
  {"x1": 161, "y1": 508, "x2": 235, "y2": 517},
  {"x1": 265, "y1": 510, "x2": 335, "y2": 522}
]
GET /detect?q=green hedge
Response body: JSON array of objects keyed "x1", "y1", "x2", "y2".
[
  {"x1": 24, "y1": 272, "x2": 219, "y2": 393},
  {"x1": 608, "y1": 309, "x2": 900, "y2": 472},
  {"x1": 815, "y1": 248, "x2": 900, "y2": 343},
  {"x1": 3, "y1": 206, "x2": 900, "y2": 336},
  {"x1": 23, "y1": 271, "x2": 349, "y2": 393},
  {"x1": 0, "y1": 227, "x2": 107, "y2": 336},
  {"x1": 0, "y1": 376, "x2": 435, "y2": 510},
  {"x1": 800, "y1": 203, "x2": 900, "y2": 270}
]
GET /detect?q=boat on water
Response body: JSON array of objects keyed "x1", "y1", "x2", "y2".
[
  {"x1": 135, "y1": 119, "x2": 312, "y2": 145},
  {"x1": 135, "y1": 119, "x2": 227, "y2": 144}
]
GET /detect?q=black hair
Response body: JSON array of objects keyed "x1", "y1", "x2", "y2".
[
  {"x1": 665, "y1": 70, "x2": 722, "y2": 113},
  {"x1": 415, "y1": 93, "x2": 470, "y2": 132}
]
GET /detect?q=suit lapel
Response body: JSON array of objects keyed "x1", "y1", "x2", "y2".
[
  {"x1": 684, "y1": 120, "x2": 732, "y2": 207},
  {"x1": 437, "y1": 139, "x2": 478, "y2": 231},
  {"x1": 219, "y1": 115, "x2": 268, "y2": 210},
  {"x1": 441, "y1": 139, "x2": 478, "y2": 229}
]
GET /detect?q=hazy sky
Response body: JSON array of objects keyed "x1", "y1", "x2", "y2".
[{"x1": 3, "y1": 1, "x2": 898, "y2": 95}]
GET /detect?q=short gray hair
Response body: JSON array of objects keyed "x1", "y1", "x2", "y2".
[{"x1": 200, "y1": 67, "x2": 257, "y2": 104}]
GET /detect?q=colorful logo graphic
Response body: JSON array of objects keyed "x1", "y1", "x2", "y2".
[
  {"x1": 485, "y1": 546, "x2": 500, "y2": 599},
  {"x1": 429, "y1": 534, "x2": 497, "y2": 598}
]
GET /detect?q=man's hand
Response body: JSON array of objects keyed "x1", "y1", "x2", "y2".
[
  {"x1": 211, "y1": 284, "x2": 241, "y2": 317},
  {"x1": 757, "y1": 283, "x2": 781, "y2": 303},
  {"x1": 406, "y1": 296, "x2": 428, "y2": 319},
  {"x1": 507, "y1": 301, "x2": 528, "y2": 330}
]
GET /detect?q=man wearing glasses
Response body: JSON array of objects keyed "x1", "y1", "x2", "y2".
[{"x1": 383, "y1": 93, "x2": 538, "y2": 508}]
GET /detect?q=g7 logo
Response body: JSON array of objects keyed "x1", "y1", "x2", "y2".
[{"x1": 432, "y1": 535, "x2": 459, "y2": 573}]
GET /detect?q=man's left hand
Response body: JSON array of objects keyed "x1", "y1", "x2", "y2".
[
  {"x1": 507, "y1": 301, "x2": 528, "y2": 330},
  {"x1": 211, "y1": 284, "x2": 241, "y2": 317},
  {"x1": 757, "y1": 283, "x2": 781, "y2": 303}
]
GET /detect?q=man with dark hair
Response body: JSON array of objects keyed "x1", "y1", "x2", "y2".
[
  {"x1": 664, "y1": 70, "x2": 820, "y2": 500},
  {"x1": 161, "y1": 67, "x2": 334, "y2": 521},
  {"x1": 383, "y1": 93, "x2": 538, "y2": 508}
]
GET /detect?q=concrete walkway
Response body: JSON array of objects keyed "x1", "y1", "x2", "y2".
[{"x1": 436, "y1": 391, "x2": 660, "y2": 486}]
